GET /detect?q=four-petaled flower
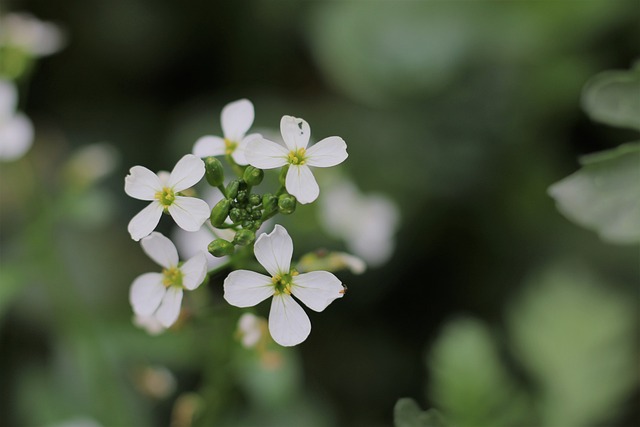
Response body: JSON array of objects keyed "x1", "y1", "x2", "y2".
[
  {"x1": 224, "y1": 225, "x2": 345, "y2": 346},
  {"x1": 129, "y1": 232, "x2": 207, "y2": 327},
  {"x1": 246, "y1": 115, "x2": 348, "y2": 204},
  {"x1": 125, "y1": 154, "x2": 210, "y2": 241},
  {"x1": 192, "y1": 98, "x2": 259, "y2": 166}
]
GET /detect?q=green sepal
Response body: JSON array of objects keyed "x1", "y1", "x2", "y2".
[
  {"x1": 226, "y1": 180, "x2": 240, "y2": 200},
  {"x1": 278, "y1": 193, "x2": 297, "y2": 215},
  {"x1": 233, "y1": 229, "x2": 256, "y2": 246},
  {"x1": 210, "y1": 199, "x2": 231, "y2": 227},
  {"x1": 243, "y1": 166, "x2": 264, "y2": 186},
  {"x1": 208, "y1": 239, "x2": 235, "y2": 257},
  {"x1": 204, "y1": 156, "x2": 225, "y2": 187}
]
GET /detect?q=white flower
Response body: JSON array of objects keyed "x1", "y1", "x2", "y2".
[
  {"x1": 245, "y1": 115, "x2": 348, "y2": 204},
  {"x1": 0, "y1": 79, "x2": 33, "y2": 161},
  {"x1": 237, "y1": 313, "x2": 263, "y2": 348},
  {"x1": 320, "y1": 180, "x2": 399, "y2": 266},
  {"x1": 224, "y1": 224, "x2": 344, "y2": 346},
  {"x1": 125, "y1": 154, "x2": 210, "y2": 241},
  {"x1": 129, "y1": 232, "x2": 207, "y2": 328},
  {"x1": 133, "y1": 314, "x2": 166, "y2": 335},
  {"x1": 0, "y1": 12, "x2": 64, "y2": 56},
  {"x1": 192, "y1": 99, "x2": 259, "y2": 165}
]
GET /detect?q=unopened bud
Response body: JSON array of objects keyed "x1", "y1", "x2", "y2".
[
  {"x1": 229, "y1": 207, "x2": 243, "y2": 223},
  {"x1": 204, "y1": 157, "x2": 225, "y2": 187},
  {"x1": 226, "y1": 180, "x2": 240, "y2": 199},
  {"x1": 249, "y1": 194, "x2": 261, "y2": 206},
  {"x1": 210, "y1": 199, "x2": 231, "y2": 227},
  {"x1": 262, "y1": 194, "x2": 278, "y2": 213},
  {"x1": 233, "y1": 229, "x2": 256, "y2": 246},
  {"x1": 243, "y1": 166, "x2": 264, "y2": 186},
  {"x1": 208, "y1": 239, "x2": 235, "y2": 257},
  {"x1": 278, "y1": 194, "x2": 297, "y2": 215}
]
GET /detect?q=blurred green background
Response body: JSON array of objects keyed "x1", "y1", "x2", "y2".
[{"x1": 1, "y1": 1, "x2": 638, "y2": 426}]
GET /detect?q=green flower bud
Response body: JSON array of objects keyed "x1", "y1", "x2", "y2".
[
  {"x1": 204, "y1": 157, "x2": 225, "y2": 187},
  {"x1": 229, "y1": 207, "x2": 243, "y2": 223},
  {"x1": 278, "y1": 194, "x2": 297, "y2": 215},
  {"x1": 210, "y1": 199, "x2": 231, "y2": 227},
  {"x1": 208, "y1": 239, "x2": 235, "y2": 257},
  {"x1": 233, "y1": 229, "x2": 256, "y2": 246},
  {"x1": 226, "y1": 180, "x2": 240, "y2": 199},
  {"x1": 262, "y1": 193, "x2": 278, "y2": 213},
  {"x1": 249, "y1": 194, "x2": 261, "y2": 206},
  {"x1": 237, "y1": 190, "x2": 248, "y2": 202},
  {"x1": 242, "y1": 220, "x2": 255, "y2": 229},
  {"x1": 243, "y1": 166, "x2": 264, "y2": 186}
]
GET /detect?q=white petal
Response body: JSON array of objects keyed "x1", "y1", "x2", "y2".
[
  {"x1": 305, "y1": 136, "x2": 348, "y2": 167},
  {"x1": 254, "y1": 224, "x2": 293, "y2": 276},
  {"x1": 124, "y1": 166, "x2": 162, "y2": 201},
  {"x1": 129, "y1": 272, "x2": 165, "y2": 316},
  {"x1": 292, "y1": 271, "x2": 344, "y2": 312},
  {"x1": 269, "y1": 294, "x2": 311, "y2": 347},
  {"x1": 167, "y1": 154, "x2": 205, "y2": 192},
  {"x1": 141, "y1": 232, "x2": 179, "y2": 268},
  {"x1": 180, "y1": 251, "x2": 208, "y2": 290},
  {"x1": 156, "y1": 286, "x2": 183, "y2": 327},
  {"x1": 168, "y1": 196, "x2": 210, "y2": 232},
  {"x1": 128, "y1": 202, "x2": 163, "y2": 241},
  {"x1": 280, "y1": 115, "x2": 310, "y2": 151},
  {"x1": 193, "y1": 135, "x2": 225, "y2": 158},
  {"x1": 231, "y1": 132, "x2": 259, "y2": 166},
  {"x1": 223, "y1": 270, "x2": 274, "y2": 307},
  {"x1": 245, "y1": 137, "x2": 288, "y2": 169},
  {"x1": 221, "y1": 99, "x2": 254, "y2": 142},
  {"x1": 133, "y1": 314, "x2": 166, "y2": 335},
  {"x1": 0, "y1": 113, "x2": 33, "y2": 161},
  {"x1": 286, "y1": 165, "x2": 319, "y2": 204}
]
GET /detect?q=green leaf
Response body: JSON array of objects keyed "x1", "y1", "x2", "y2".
[
  {"x1": 427, "y1": 318, "x2": 530, "y2": 427},
  {"x1": 548, "y1": 142, "x2": 640, "y2": 244},
  {"x1": 581, "y1": 66, "x2": 640, "y2": 131},
  {"x1": 508, "y1": 264, "x2": 638, "y2": 427},
  {"x1": 393, "y1": 398, "x2": 447, "y2": 427}
]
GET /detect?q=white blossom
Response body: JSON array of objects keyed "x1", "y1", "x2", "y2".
[
  {"x1": 237, "y1": 313, "x2": 263, "y2": 348},
  {"x1": 0, "y1": 79, "x2": 33, "y2": 161},
  {"x1": 224, "y1": 225, "x2": 344, "y2": 346},
  {"x1": 192, "y1": 99, "x2": 259, "y2": 165},
  {"x1": 0, "y1": 12, "x2": 65, "y2": 56},
  {"x1": 125, "y1": 154, "x2": 210, "y2": 241},
  {"x1": 129, "y1": 232, "x2": 207, "y2": 328},
  {"x1": 246, "y1": 115, "x2": 348, "y2": 204}
]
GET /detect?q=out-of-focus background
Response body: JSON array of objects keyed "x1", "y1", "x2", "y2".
[{"x1": 1, "y1": 1, "x2": 638, "y2": 426}]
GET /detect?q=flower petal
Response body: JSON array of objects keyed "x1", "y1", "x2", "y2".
[
  {"x1": 156, "y1": 286, "x2": 183, "y2": 327},
  {"x1": 125, "y1": 166, "x2": 162, "y2": 201},
  {"x1": 181, "y1": 251, "x2": 208, "y2": 290},
  {"x1": 129, "y1": 272, "x2": 165, "y2": 316},
  {"x1": 128, "y1": 201, "x2": 163, "y2": 241},
  {"x1": 292, "y1": 271, "x2": 344, "y2": 312},
  {"x1": 0, "y1": 113, "x2": 34, "y2": 161},
  {"x1": 305, "y1": 136, "x2": 348, "y2": 167},
  {"x1": 245, "y1": 137, "x2": 288, "y2": 169},
  {"x1": 231, "y1": 132, "x2": 260, "y2": 166},
  {"x1": 167, "y1": 154, "x2": 205, "y2": 192},
  {"x1": 193, "y1": 135, "x2": 225, "y2": 158},
  {"x1": 280, "y1": 115, "x2": 310, "y2": 151},
  {"x1": 254, "y1": 224, "x2": 293, "y2": 276},
  {"x1": 223, "y1": 270, "x2": 274, "y2": 307},
  {"x1": 141, "y1": 232, "x2": 179, "y2": 268},
  {"x1": 286, "y1": 164, "x2": 319, "y2": 205},
  {"x1": 269, "y1": 293, "x2": 311, "y2": 346},
  {"x1": 221, "y1": 99, "x2": 254, "y2": 142},
  {"x1": 168, "y1": 196, "x2": 210, "y2": 232}
]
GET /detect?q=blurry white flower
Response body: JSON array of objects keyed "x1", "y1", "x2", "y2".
[
  {"x1": 133, "y1": 314, "x2": 166, "y2": 335},
  {"x1": 237, "y1": 313, "x2": 263, "y2": 348},
  {"x1": 64, "y1": 143, "x2": 119, "y2": 187},
  {"x1": 193, "y1": 99, "x2": 258, "y2": 165},
  {"x1": 297, "y1": 250, "x2": 367, "y2": 275},
  {"x1": 246, "y1": 115, "x2": 348, "y2": 204},
  {"x1": 0, "y1": 12, "x2": 64, "y2": 56},
  {"x1": 0, "y1": 79, "x2": 33, "y2": 161},
  {"x1": 320, "y1": 180, "x2": 399, "y2": 266},
  {"x1": 125, "y1": 154, "x2": 210, "y2": 241},
  {"x1": 224, "y1": 225, "x2": 344, "y2": 346},
  {"x1": 129, "y1": 232, "x2": 207, "y2": 328}
]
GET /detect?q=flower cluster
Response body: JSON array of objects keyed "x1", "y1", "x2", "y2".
[{"x1": 125, "y1": 99, "x2": 352, "y2": 346}]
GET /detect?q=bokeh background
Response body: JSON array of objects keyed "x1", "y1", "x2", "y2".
[{"x1": 1, "y1": 1, "x2": 638, "y2": 426}]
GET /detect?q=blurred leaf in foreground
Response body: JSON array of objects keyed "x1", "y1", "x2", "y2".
[
  {"x1": 581, "y1": 63, "x2": 640, "y2": 131},
  {"x1": 548, "y1": 142, "x2": 640, "y2": 244},
  {"x1": 427, "y1": 318, "x2": 529, "y2": 427},
  {"x1": 393, "y1": 398, "x2": 447, "y2": 427},
  {"x1": 507, "y1": 264, "x2": 638, "y2": 427}
]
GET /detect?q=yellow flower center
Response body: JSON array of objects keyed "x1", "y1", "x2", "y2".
[
  {"x1": 287, "y1": 148, "x2": 307, "y2": 166},
  {"x1": 224, "y1": 138, "x2": 237, "y2": 155},
  {"x1": 155, "y1": 187, "x2": 176, "y2": 208},
  {"x1": 272, "y1": 270, "x2": 299, "y2": 295},
  {"x1": 162, "y1": 266, "x2": 183, "y2": 288}
]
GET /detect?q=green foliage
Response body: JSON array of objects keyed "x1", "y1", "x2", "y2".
[
  {"x1": 393, "y1": 398, "x2": 447, "y2": 427},
  {"x1": 427, "y1": 318, "x2": 529, "y2": 427},
  {"x1": 508, "y1": 264, "x2": 638, "y2": 427},
  {"x1": 548, "y1": 142, "x2": 640, "y2": 244}
]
